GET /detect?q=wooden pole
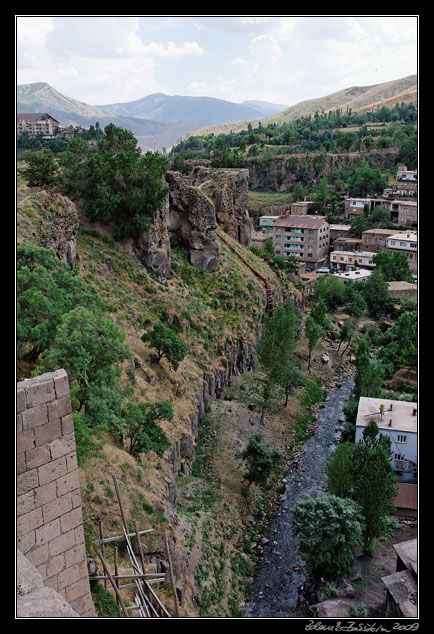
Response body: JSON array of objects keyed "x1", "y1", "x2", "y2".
[
  {"x1": 93, "y1": 529, "x2": 154, "y2": 545},
  {"x1": 134, "y1": 519, "x2": 146, "y2": 574},
  {"x1": 98, "y1": 520, "x2": 107, "y2": 589},
  {"x1": 96, "y1": 550, "x2": 129, "y2": 618},
  {"x1": 114, "y1": 546, "x2": 119, "y2": 607},
  {"x1": 164, "y1": 529, "x2": 180, "y2": 617}
]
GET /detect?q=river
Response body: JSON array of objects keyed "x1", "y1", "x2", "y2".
[{"x1": 245, "y1": 375, "x2": 355, "y2": 618}]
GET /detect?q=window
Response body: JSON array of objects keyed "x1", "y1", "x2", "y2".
[
  {"x1": 308, "y1": 254, "x2": 312, "y2": 258},
  {"x1": 397, "y1": 435, "x2": 407, "y2": 443}
]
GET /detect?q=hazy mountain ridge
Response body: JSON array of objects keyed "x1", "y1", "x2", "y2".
[
  {"x1": 184, "y1": 74, "x2": 417, "y2": 139},
  {"x1": 97, "y1": 93, "x2": 287, "y2": 123}
]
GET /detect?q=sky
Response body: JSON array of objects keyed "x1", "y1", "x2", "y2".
[{"x1": 16, "y1": 15, "x2": 418, "y2": 108}]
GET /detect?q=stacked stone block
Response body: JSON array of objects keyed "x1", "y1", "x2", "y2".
[{"x1": 17, "y1": 370, "x2": 96, "y2": 618}]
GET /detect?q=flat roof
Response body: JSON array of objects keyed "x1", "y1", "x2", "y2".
[
  {"x1": 331, "y1": 250, "x2": 374, "y2": 258},
  {"x1": 381, "y1": 570, "x2": 417, "y2": 617},
  {"x1": 388, "y1": 232, "x2": 417, "y2": 242},
  {"x1": 274, "y1": 215, "x2": 328, "y2": 229},
  {"x1": 329, "y1": 224, "x2": 351, "y2": 230},
  {"x1": 362, "y1": 228, "x2": 405, "y2": 235},
  {"x1": 334, "y1": 270, "x2": 372, "y2": 281},
  {"x1": 388, "y1": 281, "x2": 417, "y2": 291},
  {"x1": 356, "y1": 397, "x2": 417, "y2": 433}
]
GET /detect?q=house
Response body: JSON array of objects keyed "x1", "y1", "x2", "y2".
[
  {"x1": 259, "y1": 216, "x2": 280, "y2": 230},
  {"x1": 329, "y1": 250, "x2": 375, "y2": 270},
  {"x1": 344, "y1": 196, "x2": 387, "y2": 219},
  {"x1": 382, "y1": 539, "x2": 417, "y2": 618},
  {"x1": 328, "y1": 224, "x2": 352, "y2": 249},
  {"x1": 393, "y1": 482, "x2": 417, "y2": 519},
  {"x1": 387, "y1": 281, "x2": 417, "y2": 301},
  {"x1": 250, "y1": 230, "x2": 269, "y2": 249},
  {"x1": 332, "y1": 237, "x2": 362, "y2": 252},
  {"x1": 272, "y1": 215, "x2": 330, "y2": 269},
  {"x1": 394, "y1": 164, "x2": 417, "y2": 197},
  {"x1": 389, "y1": 200, "x2": 418, "y2": 227},
  {"x1": 290, "y1": 201, "x2": 312, "y2": 215},
  {"x1": 386, "y1": 231, "x2": 418, "y2": 273},
  {"x1": 355, "y1": 397, "x2": 417, "y2": 483},
  {"x1": 361, "y1": 228, "x2": 405, "y2": 253},
  {"x1": 333, "y1": 269, "x2": 372, "y2": 283},
  {"x1": 17, "y1": 113, "x2": 60, "y2": 136}
]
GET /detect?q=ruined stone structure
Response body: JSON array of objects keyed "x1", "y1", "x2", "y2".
[{"x1": 17, "y1": 370, "x2": 96, "y2": 618}]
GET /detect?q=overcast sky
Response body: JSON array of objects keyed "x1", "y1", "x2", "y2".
[{"x1": 16, "y1": 15, "x2": 418, "y2": 107}]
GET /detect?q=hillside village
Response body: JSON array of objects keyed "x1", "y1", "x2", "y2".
[{"x1": 16, "y1": 83, "x2": 417, "y2": 623}]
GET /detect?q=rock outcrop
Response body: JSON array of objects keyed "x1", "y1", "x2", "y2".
[{"x1": 165, "y1": 170, "x2": 220, "y2": 271}]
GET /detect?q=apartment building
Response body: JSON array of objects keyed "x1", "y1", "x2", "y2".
[
  {"x1": 17, "y1": 113, "x2": 60, "y2": 136},
  {"x1": 394, "y1": 165, "x2": 417, "y2": 197},
  {"x1": 361, "y1": 228, "x2": 404, "y2": 253},
  {"x1": 355, "y1": 397, "x2": 417, "y2": 483},
  {"x1": 273, "y1": 215, "x2": 330, "y2": 269},
  {"x1": 386, "y1": 231, "x2": 418, "y2": 273},
  {"x1": 330, "y1": 250, "x2": 375, "y2": 270}
]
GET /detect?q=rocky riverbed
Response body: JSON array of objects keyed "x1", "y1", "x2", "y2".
[{"x1": 245, "y1": 375, "x2": 355, "y2": 618}]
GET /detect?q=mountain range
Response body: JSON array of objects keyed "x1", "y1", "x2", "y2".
[
  {"x1": 17, "y1": 82, "x2": 286, "y2": 151},
  {"x1": 17, "y1": 75, "x2": 416, "y2": 151}
]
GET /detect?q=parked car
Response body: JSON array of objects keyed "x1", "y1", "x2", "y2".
[{"x1": 317, "y1": 267, "x2": 330, "y2": 274}]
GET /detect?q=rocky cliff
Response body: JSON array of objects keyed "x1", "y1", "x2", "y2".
[{"x1": 137, "y1": 167, "x2": 252, "y2": 276}]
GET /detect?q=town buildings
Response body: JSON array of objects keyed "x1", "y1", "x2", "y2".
[
  {"x1": 355, "y1": 397, "x2": 417, "y2": 483},
  {"x1": 361, "y1": 228, "x2": 404, "y2": 253},
  {"x1": 386, "y1": 231, "x2": 418, "y2": 273},
  {"x1": 394, "y1": 164, "x2": 417, "y2": 197},
  {"x1": 17, "y1": 113, "x2": 60, "y2": 136},
  {"x1": 333, "y1": 269, "x2": 373, "y2": 283},
  {"x1": 330, "y1": 250, "x2": 375, "y2": 270},
  {"x1": 387, "y1": 281, "x2": 418, "y2": 301},
  {"x1": 272, "y1": 215, "x2": 330, "y2": 270},
  {"x1": 290, "y1": 201, "x2": 312, "y2": 215},
  {"x1": 332, "y1": 237, "x2": 362, "y2": 252}
]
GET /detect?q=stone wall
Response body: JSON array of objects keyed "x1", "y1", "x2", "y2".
[{"x1": 17, "y1": 370, "x2": 96, "y2": 618}]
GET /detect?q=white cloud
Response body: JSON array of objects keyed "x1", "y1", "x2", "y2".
[
  {"x1": 231, "y1": 57, "x2": 248, "y2": 65},
  {"x1": 249, "y1": 34, "x2": 282, "y2": 64}
]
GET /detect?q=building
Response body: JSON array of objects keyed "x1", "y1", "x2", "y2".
[
  {"x1": 273, "y1": 215, "x2": 330, "y2": 269},
  {"x1": 332, "y1": 237, "x2": 363, "y2": 252},
  {"x1": 330, "y1": 250, "x2": 375, "y2": 270},
  {"x1": 355, "y1": 397, "x2": 417, "y2": 483},
  {"x1": 17, "y1": 113, "x2": 60, "y2": 136},
  {"x1": 388, "y1": 281, "x2": 418, "y2": 301},
  {"x1": 382, "y1": 539, "x2": 417, "y2": 618},
  {"x1": 250, "y1": 230, "x2": 268, "y2": 249},
  {"x1": 333, "y1": 269, "x2": 372, "y2": 283},
  {"x1": 386, "y1": 231, "x2": 418, "y2": 273},
  {"x1": 259, "y1": 216, "x2": 280, "y2": 230},
  {"x1": 361, "y1": 228, "x2": 405, "y2": 253},
  {"x1": 290, "y1": 201, "x2": 312, "y2": 215},
  {"x1": 344, "y1": 197, "x2": 387, "y2": 219},
  {"x1": 394, "y1": 164, "x2": 417, "y2": 197},
  {"x1": 389, "y1": 200, "x2": 418, "y2": 226}
]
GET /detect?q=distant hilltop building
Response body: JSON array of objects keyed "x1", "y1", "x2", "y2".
[{"x1": 17, "y1": 113, "x2": 60, "y2": 137}]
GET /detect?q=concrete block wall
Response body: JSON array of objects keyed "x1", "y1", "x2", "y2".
[{"x1": 17, "y1": 370, "x2": 96, "y2": 618}]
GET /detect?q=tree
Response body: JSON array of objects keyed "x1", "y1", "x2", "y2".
[
  {"x1": 361, "y1": 267, "x2": 394, "y2": 316},
  {"x1": 352, "y1": 422, "x2": 397, "y2": 552},
  {"x1": 304, "y1": 315, "x2": 325, "y2": 371},
  {"x1": 373, "y1": 251, "x2": 413, "y2": 283},
  {"x1": 313, "y1": 177, "x2": 329, "y2": 211},
  {"x1": 238, "y1": 432, "x2": 284, "y2": 488},
  {"x1": 117, "y1": 401, "x2": 173, "y2": 456},
  {"x1": 22, "y1": 148, "x2": 57, "y2": 188},
  {"x1": 327, "y1": 442, "x2": 354, "y2": 498},
  {"x1": 257, "y1": 303, "x2": 299, "y2": 422},
  {"x1": 277, "y1": 362, "x2": 305, "y2": 407},
  {"x1": 142, "y1": 322, "x2": 188, "y2": 371},
  {"x1": 353, "y1": 338, "x2": 384, "y2": 400},
  {"x1": 292, "y1": 182, "x2": 304, "y2": 202},
  {"x1": 350, "y1": 214, "x2": 370, "y2": 238},
  {"x1": 336, "y1": 317, "x2": 357, "y2": 358},
  {"x1": 313, "y1": 275, "x2": 345, "y2": 310},
  {"x1": 40, "y1": 306, "x2": 130, "y2": 427},
  {"x1": 17, "y1": 245, "x2": 102, "y2": 362},
  {"x1": 347, "y1": 160, "x2": 387, "y2": 197},
  {"x1": 292, "y1": 493, "x2": 364, "y2": 580}
]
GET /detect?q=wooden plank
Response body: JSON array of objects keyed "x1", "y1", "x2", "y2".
[{"x1": 93, "y1": 529, "x2": 154, "y2": 545}]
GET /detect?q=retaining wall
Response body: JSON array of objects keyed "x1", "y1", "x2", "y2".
[{"x1": 17, "y1": 369, "x2": 96, "y2": 618}]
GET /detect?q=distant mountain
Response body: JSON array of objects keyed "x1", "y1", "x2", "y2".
[
  {"x1": 183, "y1": 74, "x2": 418, "y2": 139},
  {"x1": 97, "y1": 93, "x2": 286, "y2": 124},
  {"x1": 17, "y1": 82, "x2": 209, "y2": 151},
  {"x1": 241, "y1": 100, "x2": 288, "y2": 117}
]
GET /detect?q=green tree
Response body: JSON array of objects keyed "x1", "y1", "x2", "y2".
[
  {"x1": 292, "y1": 493, "x2": 364, "y2": 580},
  {"x1": 277, "y1": 362, "x2": 305, "y2": 407},
  {"x1": 327, "y1": 442, "x2": 354, "y2": 498},
  {"x1": 350, "y1": 214, "x2": 371, "y2": 238},
  {"x1": 292, "y1": 182, "x2": 304, "y2": 201},
  {"x1": 304, "y1": 315, "x2": 325, "y2": 371},
  {"x1": 347, "y1": 160, "x2": 387, "y2": 197},
  {"x1": 17, "y1": 245, "x2": 102, "y2": 362},
  {"x1": 40, "y1": 306, "x2": 130, "y2": 427},
  {"x1": 22, "y1": 148, "x2": 57, "y2": 188},
  {"x1": 142, "y1": 322, "x2": 188, "y2": 371},
  {"x1": 336, "y1": 317, "x2": 357, "y2": 358},
  {"x1": 257, "y1": 304, "x2": 299, "y2": 422},
  {"x1": 361, "y1": 267, "x2": 394, "y2": 316},
  {"x1": 313, "y1": 275, "x2": 346, "y2": 309},
  {"x1": 313, "y1": 177, "x2": 329, "y2": 211},
  {"x1": 353, "y1": 338, "x2": 384, "y2": 400},
  {"x1": 117, "y1": 401, "x2": 173, "y2": 456},
  {"x1": 238, "y1": 432, "x2": 285, "y2": 488},
  {"x1": 373, "y1": 251, "x2": 413, "y2": 282},
  {"x1": 352, "y1": 422, "x2": 397, "y2": 552}
]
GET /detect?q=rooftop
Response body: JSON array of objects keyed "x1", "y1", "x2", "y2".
[
  {"x1": 382, "y1": 569, "x2": 417, "y2": 618},
  {"x1": 273, "y1": 215, "x2": 328, "y2": 229},
  {"x1": 356, "y1": 397, "x2": 418, "y2": 433},
  {"x1": 388, "y1": 231, "x2": 417, "y2": 243},
  {"x1": 388, "y1": 281, "x2": 418, "y2": 291},
  {"x1": 394, "y1": 539, "x2": 417, "y2": 575},
  {"x1": 17, "y1": 113, "x2": 60, "y2": 123},
  {"x1": 333, "y1": 270, "x2": 372, "y2": 281},
  {"x1": 363, "y1": 228, "x2": 405, "y2": 235},
  {"x1": 329, "y1": 224, "x2": 351, "y2": 230}
]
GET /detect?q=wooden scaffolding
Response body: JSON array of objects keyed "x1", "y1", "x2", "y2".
[{"x1": 91, "y1": 474, "x2": 180, "y2": 618}]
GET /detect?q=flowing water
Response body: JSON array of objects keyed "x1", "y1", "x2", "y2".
[{"x1": 245, "y1": 375, "x2": 355, "y2": 618}]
